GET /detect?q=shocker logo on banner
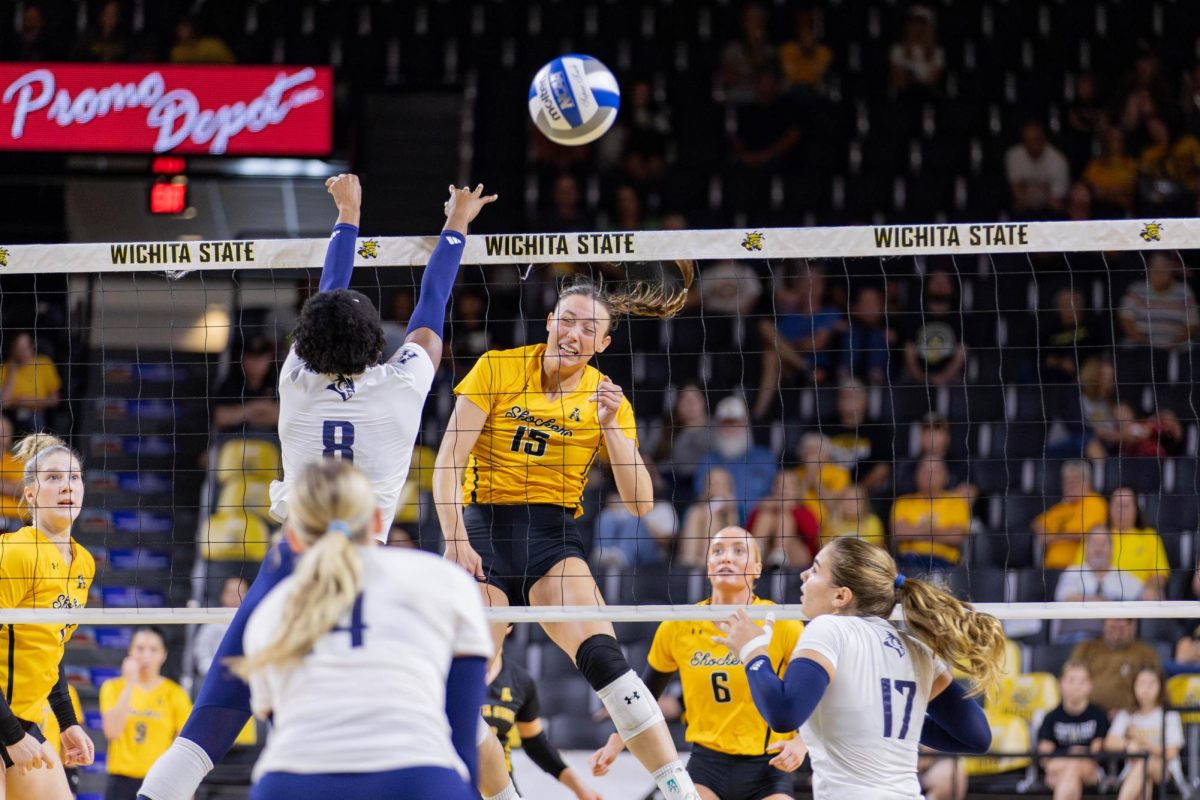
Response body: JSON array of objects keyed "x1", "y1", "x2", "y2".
[
  {"x1": 741, "y1": 231, "x2": 764, "y2": 252},
  {"x1": 357, "y1": 239, "x2": 379, "y2": 259},
  {"x1": 0, "y1": 247, "x2": 8, "y2": 267},
  {"x1": 1140, "y1": 222, "x2": 1163, "y2": 242}
]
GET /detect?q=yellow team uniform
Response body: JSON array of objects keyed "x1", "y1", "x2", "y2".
[
  {"x1": 1036, "y1": 494, "x2": 1108, "y2": 570},
  {"x1": 891, "y1": 494, "x2": 971, "y2": 566},
  {"x1": 819, "y1": 512, "x2": 885, "y2": 548},
  {"x1": 647, "y1": 598, "x2": 802, "y2": 756},
  {"x1": 1073, "y1": 526, "x2": 1171, "y2": 586},
  {"x1": 793, "y1": 464, "x2": 851, "y2": 526},
  {"x1": 37, "y1": 684, "x2": 83, "y2": 759},
  {"x1": 455, "y1": 345, "x2": 637, "y2": 514},
  {"x1": 99, "y1": 677, "x2": 192, "y2": 779},
  {"x1": 0, "y1": 356, "x2": 62, "y2": 404},
  {"x1": 0, "y1": 451, "x2": 22, "y2": 524},
  {"x1": 0, "y1": 526, "x2": 94, "y2": 721}
]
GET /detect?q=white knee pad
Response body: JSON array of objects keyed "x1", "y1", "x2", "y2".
[{"x1": 596, "y1": 670, "x2": 664, "y2": 741}]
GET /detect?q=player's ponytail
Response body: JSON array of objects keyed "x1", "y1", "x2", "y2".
[
  {"x1": 559, "y1": 260, "x2": 694, "y2": 330},
  {"x1": 824, "y1": 536, "x2": 1006, "y2": 698},
  {"x1": 231, "y1": 460, "x2": 376, "y2": 678},
  {"x1": 12, "y1": 431, "x2": 81, "y2": 521}
]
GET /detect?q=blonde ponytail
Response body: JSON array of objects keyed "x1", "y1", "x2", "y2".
[
  {"x1": 823, "y1": 536, "x2": 1006, "y2": 698},
  {"x1": 230, "y1": 460, "x2": 376, "y2": 678},
  {"x1": 13, "y1": 431, "x2": 81, "y2": 522}
]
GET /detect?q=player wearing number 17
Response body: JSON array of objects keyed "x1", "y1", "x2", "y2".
[
  {"x1": 716, "y1": 537, "x2": 1005, "y2": 800},
  {"x1": 434, "y1": 266, "x2": 702, "y2": 800}
]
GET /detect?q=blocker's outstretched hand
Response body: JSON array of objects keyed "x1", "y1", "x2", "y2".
[{"x1": 444, "y1": 184, "x2": 498, "y2": 231}]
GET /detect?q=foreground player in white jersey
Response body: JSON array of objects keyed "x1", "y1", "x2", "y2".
[
  {"x1": 236, "y1": 459, "x2": 492, "y2": 798},
  {"x1": 717, "y1": 537, "x2": 1003, "y2": 800},
  {"x1": 138, "y1": 177, "x2": 500, "y2": 800}
]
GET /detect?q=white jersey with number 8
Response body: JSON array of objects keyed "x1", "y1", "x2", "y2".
[
  {"x1": 790, "y1": 615, "x2": 941, "y2": 800},
  {"x1": 269, "y1": 343, "x2": 436, "y2": 533}
]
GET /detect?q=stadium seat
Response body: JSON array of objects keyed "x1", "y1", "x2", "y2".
[
  {"x1": 946, "y1": 566, "x2": 1007, "y2": 603},
  {"x1": 1013, "y1": 569, "x2": 1061, "y2": 603},
  {"x1": 994, "y1": 673, "x2": 1060, "y2": 725},
  {"x1": 1028, "y1": 643, "x2": 1076, "y2": 676},
  {"x1": 200, "y1": 511, "x2": 271, "y2": 563},
  {"x1": 1103, "y1": 457, "x2": 1162, "y2": 495},
  {"x1": 214, "y1": 438, "x2": 281, "y2": 485},
  {"x1": 215, "y1": 477, "x2": 272, "y2": 519},
  {"x1": 964, "y1": 712, "x2": 1031, "y2": 777}
]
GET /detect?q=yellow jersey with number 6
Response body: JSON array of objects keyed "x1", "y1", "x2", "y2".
[
  {"x1": 0, "y1": 526, "x2": 94, "y2": 720},
  {"x1": 455, "y1": 345, "x2": 636, "y2": 515},
  {"x1": 647, "y1": 597, "x2": 803, "y2": 756}
]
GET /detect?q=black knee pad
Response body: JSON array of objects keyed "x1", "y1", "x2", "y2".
[{"x1": 574, "y1": 633, "x2": 631, "y2": 691}]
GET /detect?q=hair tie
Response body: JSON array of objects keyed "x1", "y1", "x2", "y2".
[
  {"x1": 894, "y1": 573, "x2": 907, "y2": 589},
  {"x1": 326, "y1": 520, "x2": 353, "y2": 538}
]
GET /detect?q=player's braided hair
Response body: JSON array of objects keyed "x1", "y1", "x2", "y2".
[
  {"x1": 558, "y1": 260, "x2": 694, "y2": 332},
  {"x1": 229, "y1": 460, "x2": 375, "y2": 678},
  {"x1": 824, "y1": 536, "x2": 1006, "y2": 698},
  {"x1": 12, "y1": 431, "x2": 82, "y2": 522}
]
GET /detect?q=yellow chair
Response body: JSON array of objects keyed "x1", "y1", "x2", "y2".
[
  {"x1": 215, "y1": 439, "x2": 281, "y2": 485},
  {"x1": 216, "y1": 477, "x2": 273, "y2": 519},
  {"x1": 1167, "y1": 674, "x2": 1200, "y2": 725},
  {"x1": 202, "y1": 510, "x2": 271, "y2": 562},
  {"x1": 994, "y1": 673, "x2": 1060, "y2": 725},
  {"x1": 395, "y1": 445, "x2": 436, "y2": 525},
  {"x1": 964, "y1": 711, "x2": 1032, "y2": 776}
]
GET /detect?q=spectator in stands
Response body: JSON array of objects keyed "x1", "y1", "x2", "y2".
[
  {"x1": 1136, "y1": 115, "x2": 1200, "y2": 216},
  {"x1": 1006, "y1": 120, "x2": 1071, "y2": 219},
  {"x1": 779, "y1": 9, "x2": 833, "y2": 100},
  {"x1": 1119, "y1": 46, "x2": 1173, "y2": 139},
  {"x1": 0, "y1": 416, "x2": 21, "y2": 531},
  {"x1": 794, "y1": 432, "x2": 851, "y2": 527},
  {"x1": 74, "y1": 0, "x2": 129, "y2": 62},
  {"x1": 1033, "y1": 460, "x2": 1108, "y2": 571},
  {"x1": 448, "y1": 290, "x2": 493, "y2": 383},
  {"x1": 1053, "y1": 527, "x2": 1144, "y2": 644},
  {"x1": 0, "y1": 330, "x2": 62, "y2": 433},
  {"x1": 1119, "y1": 251, "x2": 1199, "y2": 351},
  {"x1": 13, "y1": 2, "x2": 61, "y2": 61},
  {"x1": 819, "y1": 483, "x2": 885, "y2": 548},
  {"x1": 1065, "y1": 72, "x2": 1108, "y2": 175},
  {"x1": 101, "y1": 627, "x2": 193, "y2": 800},
  {"x1": 746, "y1": 469, "x2": 818, "y2": 568},
  {"x1": 168, "y1": 15, "x2": 235, "y2": 63},
  {"x1": 211, "y1": 336, "x2": 279, "y2": 435},
  {"x1": 826, "y1": 378, "x2": 893, "y2": 492},
  {"x1": 1069, "y1": 618, "x2": 1160, "y2": 712},
  {"x1": 609, "y1": 184, "x2": 650, "y2": 230},
  {"x1": 753, "y1": 260, "x2": 843, "y2": 419},
  {"x1": 898, "y1": 268, "x2": 966, "y2": 386},
  {"x1": 1063, "y1": 181, "x2": 1094, "y2": 222},
  {"x1": 719, "y1": 2, "x2": 776, "y2": 105},
  {"x1": 192, "y1": 577, "x2": 250, "y2": 678},
  {"x1": 538, "y1": 173, "x2": 590, "y2": 233},
  {"x1": 838, "y1": 285, "x2": 895, "y2": 387},
  {"x1": 644, "y1": 382, "x2": 711, "y2": 498},
  {"x1": 1110, "y1": 400, "x2": 1182, "y2": 458},
  {"x1": 730, "y1": 67, "x2": 802, "y2": 214},
  {"x1": 892, "y1": 412, "x2": 976, "y2": 499},
  {"x1": 1037, "y1": 661, "x2": 1109, "y2": 800},
  {"x1": 1040, "y1": 288, "x2": 1107, "y2": 383},
  {"x1": 601, "y1": 80, "x2": 670, "y2": 190},
  {"x1": 888, "y1": 6, "x2": 944, "y2": 100},
  {"x1": 1104, "y1": 486, "x2": 1169, "y2": 600},
  {"x1": 1166, "y1": 622, "x2": 1200, "y2": 678},
  {"x1": 1083, "y1": 128, "x2": 1139, "y2": 216},
  {"x1": 678, "y1": 467, "x2": 740, "y2": 567},
  {"x1": 693, "y1": 396, "x2": 776, "y2": 523},
  {"x1": 1060, "y1": 356, "x2": 1118, "y2": 460},
  {"x1": 890, "y1": 457, "x2": 971, "y2": 575},
  {"x1": 381, "y1": 289, "x2": 415, "y2": 359},
  {"x1": 1104, "y1": 667, "x2": 1184, "y2": 800},
  {"x1": 1182, "y1": 62, "x2": 1200, "y2": 137},
  {"x1": 594, "y1": 494, "x2": 677, "y2": 568}
]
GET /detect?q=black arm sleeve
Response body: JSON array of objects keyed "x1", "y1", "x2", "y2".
[
  {"x1": 523, "y1": 730, "x2": 569, "y2": 779},
  {"x1": 0, "y1": 690, "x2": 25, "y2": 746},
  {"x1": 48, "y1": 666, "x2": 77, "y2": 732},
  {"x1": 640, "y1": 664, "x2": 674, "y2": 699}
]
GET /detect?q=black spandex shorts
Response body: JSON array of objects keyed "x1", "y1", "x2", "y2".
[
  {"x1": 0, "y1": 719, "x2": 45, "y2": 769},
  {"x1": 686, "y1": 743, "x2": 794, "y2": 800},
  {"x1": 464, "y1": 504, "x2": 587, "y2": 606}
]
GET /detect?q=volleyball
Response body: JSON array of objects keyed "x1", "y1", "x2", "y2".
[{"x1": 527, "y1": 54, "x2": 620, "y2": 146}]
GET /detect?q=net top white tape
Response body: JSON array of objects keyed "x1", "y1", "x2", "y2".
[
  {"x1": 0, "y1": 217, "x2": 1188, "y2": 275},
  {"x1": 6, "y1": 601, "x2": 1196, "y2": 625}
]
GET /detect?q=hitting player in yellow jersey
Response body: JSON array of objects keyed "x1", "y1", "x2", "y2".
[
  {"x1": 590, "y1": 528, "x2": 809, "y2": 800},
  {"x1": 0, "y1": 433, "x2": 95, "y2": 799},
  {"x1": 434, "y1": 268, "x2": 710, "y2": 800},
  {"x1": 100, "y1": 627, "x2": 192, "y2": 800}
]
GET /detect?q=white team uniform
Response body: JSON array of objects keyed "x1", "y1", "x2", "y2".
[
  {"x1": 792, "y1": 615, "x2": 942, "y2": 800},
  {"x1": 270, "y1": 342, "x2": 436, "y2": 534},
  {"x1": 243, "y1": 547, "x2": 493, "y2": 781}
]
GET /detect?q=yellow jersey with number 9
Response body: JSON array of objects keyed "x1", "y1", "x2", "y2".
[
  {"x1": 455, "y1": 345, "x2": 637, "y2": 515},
  {"x1": 99, "y1": 677, "x2": 192, "y2": 778},
  {"x1": 0, "y1": 526, "x2": 94, "y2": 720}
]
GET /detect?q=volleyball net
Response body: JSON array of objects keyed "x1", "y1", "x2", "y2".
[{"x1": 0, "y1": 216, "x2": 1197, "y2": 640}]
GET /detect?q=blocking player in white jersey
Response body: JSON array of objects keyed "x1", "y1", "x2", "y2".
[
  {"x1": 236, "y1": 459, "x2": 492, "y2": 798},
  {"x1": 137, "y1": 177, "x2": 499, "y2": 800},
  {"x1": 717, "y1": 537, "x2": 1004, "y2": 800}
]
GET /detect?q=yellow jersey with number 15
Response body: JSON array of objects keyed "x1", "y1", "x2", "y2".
[
  {"x1": 454, "y1": 345, "x2": 637, "y2": 515},
  {"x1": 0, "y1": 526, "x2": 94, "y2": 720}
]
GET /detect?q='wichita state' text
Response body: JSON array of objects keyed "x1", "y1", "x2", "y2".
[
  {"x1": 873, "y1": 223, "x2": 1030, "y2": 249},
  {"x1": 484, "y1": 233, "x2": 636, "y2": 257},
  {"x1": 110, "y1": 241, "x2": 255, "y2": 265}
]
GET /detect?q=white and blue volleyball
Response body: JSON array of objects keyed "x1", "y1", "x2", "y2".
[{"x1": 528, "y1": 55, "x2": 620, "y2": 146}]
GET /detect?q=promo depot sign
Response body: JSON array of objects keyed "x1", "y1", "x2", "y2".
[{"x1": 0, "y1": 63, "x2": 332, "y2": 155}]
